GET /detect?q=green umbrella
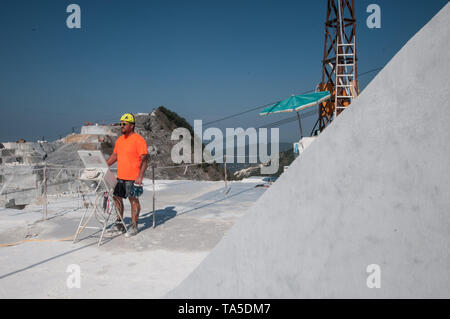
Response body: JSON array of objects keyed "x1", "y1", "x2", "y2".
[{"x1": 259, "y1": 91, "x2": 331, "y2": 138}]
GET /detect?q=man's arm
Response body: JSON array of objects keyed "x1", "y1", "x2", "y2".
[
  {"x1": 106, "y1": 153, "x2": 117, "y2": 167},
  {"x1": 135, "y1": 154, "x2": 148, "y2": 185}
]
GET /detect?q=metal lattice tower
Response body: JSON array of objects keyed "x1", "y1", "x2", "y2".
[{"x1": 318, "y1": 0, "x2": 359, "y2": 131}]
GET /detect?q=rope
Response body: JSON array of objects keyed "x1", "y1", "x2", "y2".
[{"x1": 154, "y1": 154, "x2": 268, "y2": 170}]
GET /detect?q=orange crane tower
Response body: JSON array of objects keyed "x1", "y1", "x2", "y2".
[{"x1": 317, "y1": 0, "x2": 359, "y2": 132}]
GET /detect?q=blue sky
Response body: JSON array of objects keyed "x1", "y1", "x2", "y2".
[{"x1": 0, "y1": 0, "x2": 448, "y2": 142}]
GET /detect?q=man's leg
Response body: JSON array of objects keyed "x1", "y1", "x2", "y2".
[
  {"x1": 109, "y1": 195, "x2": 126, "y2": 233},
  {"x1": 113, "y1": 196, "x2": 124, "y2": 221},
  {"x1": 129, "y1": 197, "x2": 141, "y2": 224},
  {"x1": 125, "y1": 197, "x2": 140, "y2": 237}
]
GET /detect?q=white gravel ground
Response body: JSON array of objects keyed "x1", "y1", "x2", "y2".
[{"x1": 0, "y1": 178, "x2": 267, "y2": 298}]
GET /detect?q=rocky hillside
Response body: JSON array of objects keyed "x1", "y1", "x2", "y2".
[{"x1": 134, "y1": 107, "x2": 224, "y2": 180}]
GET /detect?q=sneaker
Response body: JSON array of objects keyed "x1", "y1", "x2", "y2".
[
  {"x1": 125, "y1": 223, "x2": 139, "y2": 238},
  {"x1": 112, "y1": 221, "x2": 126, "y2": 233}
]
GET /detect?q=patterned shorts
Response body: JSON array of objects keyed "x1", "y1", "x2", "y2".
[{"x1": 113, "y1": 179, "x2": 135, "y2": 198}]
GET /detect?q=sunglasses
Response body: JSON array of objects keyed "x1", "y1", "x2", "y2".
[{"x1": 120, "y1": 122, "x2": 133, "y2": 127}]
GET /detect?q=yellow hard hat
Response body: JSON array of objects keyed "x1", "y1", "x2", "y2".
[{"x1": 120, "y1": 113, "x2": 135, "y2": 123}]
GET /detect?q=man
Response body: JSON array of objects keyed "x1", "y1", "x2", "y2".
[{"x1": 106, "y1": 113, "x2": 148, "y2": 237}]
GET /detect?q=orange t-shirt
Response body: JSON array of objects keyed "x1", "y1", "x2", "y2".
[{"x1": 113, "y1": 133, "x2": 148, "y2": 181}]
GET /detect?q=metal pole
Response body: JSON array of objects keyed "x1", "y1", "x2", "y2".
[
  {"x1": 43, "y1": 164, "x2": 48, "y2": 220},
  {"x1": 224, "y1": 155, "x2": 228, "y2": 197},
  {"x1": 296, "y1": 112, "x2": 304, "y2": 139},
  {"x1": 152, "y1": 164, "x2": 156, "y2": 228}
]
